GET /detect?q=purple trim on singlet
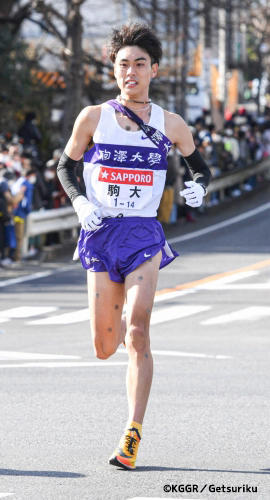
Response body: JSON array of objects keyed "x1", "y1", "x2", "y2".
[
  {"x1": 83, "y1": 143, "x2": 168, "y2": 170},
  {"x1": 107, "y1": 100, "x2": 172, "y2": 155}
]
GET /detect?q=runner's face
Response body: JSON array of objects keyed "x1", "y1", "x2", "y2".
[{"x1": 114, "y1": 46, "x2": 158, "y2": 99}]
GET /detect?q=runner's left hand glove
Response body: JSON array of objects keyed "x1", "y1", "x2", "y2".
[
  {"x1": 180, "y1": 181, "x2": 206, "y2": 208},
  {"x1": 73, "y1": 195, "x2": 102, "y2": 231}
]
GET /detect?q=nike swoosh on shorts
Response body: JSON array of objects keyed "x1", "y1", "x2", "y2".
[
  {"x1": 141, "y1": 136, "x2": 148, "y2": 140},
  {"x1": 144, "y1": 252, "x2": 151, "y2": 258}
]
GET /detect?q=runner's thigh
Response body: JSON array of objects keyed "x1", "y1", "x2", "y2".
[
  {"x1": 124, "y1": 251, "x2": 162, "y2": 328},
  {"x1": 87, "y1": 271, "x2": 125, "y2": 348}
]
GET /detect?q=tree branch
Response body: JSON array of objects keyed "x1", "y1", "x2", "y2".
[
  {"x1": 0, "y1": 2, "x2": 32, "y2": 35},
  {"x1": 32, "y1": 1, "x2": 66, "y2": 24}
]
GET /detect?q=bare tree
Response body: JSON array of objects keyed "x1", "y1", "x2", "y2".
[
  {"x1": 32, "y1": 0, "x2": 86, "y2": 142},
  {"x1": 64, "y1": 0, "x2": 85, "y2": 141},
  {"x1": 0, "y1": 1, "x2": 32, "y2": 34}
]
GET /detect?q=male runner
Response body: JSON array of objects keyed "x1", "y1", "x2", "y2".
[{"x1": 57, "y1": 23, "x2": 211, "y2": 470}]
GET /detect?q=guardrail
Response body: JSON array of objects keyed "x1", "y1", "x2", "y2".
[
  {"x1": 22, "y1": 206, "x2": 79, "y2": 255},
  {"x1": 23, "y1": 158, "x2": 270, "y2": 254},
  {"x1": 207, "y1": 158, "x2": 270, "y2": 200}
]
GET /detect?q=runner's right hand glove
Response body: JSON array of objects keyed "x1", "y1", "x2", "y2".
[{"x1": 73, "y1": 195, "x2": 102, "y2": 231}]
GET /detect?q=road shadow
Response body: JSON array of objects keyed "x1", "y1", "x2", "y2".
[
  {"x1": 0, "y1": 469, "x2": 85, "y2": 477},
  {"x1": 117, "y1": 466, "x2": 270, "y2": 474}
]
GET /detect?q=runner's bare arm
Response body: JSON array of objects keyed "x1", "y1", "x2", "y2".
[
  {"x1": 164, "y1": 111, "x2": 195, "y2": 155},
  {"x1": 57, "y1": 105, "x2": 103, "y2": 230},
  {"x1": 65, "y1": 105, "x2": 101, "y2": 160},
  {"x1": 57, "y1": 106, "x2": 102, "y2": 203}
]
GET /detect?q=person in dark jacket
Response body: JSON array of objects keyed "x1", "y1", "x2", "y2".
[
  {"x1": 18, "y1": 112, "x2": 42, "y2": 158},
  {"x1": 11, "y1": 169, "x2": 36, "y2": 261}
]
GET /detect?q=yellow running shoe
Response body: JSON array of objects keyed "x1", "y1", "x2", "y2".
[{"x1": 109, "y1": 427, "x2": 141, "y2": 470}]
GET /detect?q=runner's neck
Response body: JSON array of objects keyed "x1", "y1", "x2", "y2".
[{"x1": 117, "y1": 94, "x2": 152, "y2": 107}]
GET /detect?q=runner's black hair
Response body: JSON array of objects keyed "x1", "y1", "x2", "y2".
[{"x1": 108, "y1": 23, "x2": 162, "y2": 65}]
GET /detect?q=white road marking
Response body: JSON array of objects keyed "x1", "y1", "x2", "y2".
[
  {"x1": 168, "y1": 201, "x2": 270, "y2": 244},
  {"x1": 0, "y1": 361, "x2": 128, "y2": 369},
  {"x1": 27, "y1": 308, "x2": 89, "y2": 325},
  {"x1": 0, "y1": 494, "x2": 14, "y2": 498},
  {"x1": 196, "y1": 270, "x2": 259, "y2": 289},
  {"x1": 154, "y1": 289, "x2": 195, "y2": 302},
  {"x1": 201, "y1": 306, "x2": 270, "y2": 325},
  {"x1": 117, "y1": 348, "x2": 231, "y2": 359},
  {"x1": 0, "y1": 349, "x2": 232, "y2": 368},
  {"x1": 128, "y1": 498, "x2": 204, "y2": 500},
  {"x1": 0, "y1": 351, "x2": 80, "y2": 360},
  {"x1": 198, "y1": 283, "x2": 270, "y2": 290},
  {"x1": 0, "y1": 271, "x2": 54, "y2": 287},
  {"x1": 150, "y1": 305, "x2": 211, "y2": 325},
  {"x1": 2, "y1": 260, "x2": 268, "y2": 328},
  {"x1": 0, "y1": 264, "x2": 78, "y2": 288},
  {"x1": 27, "y1": 304, "x2": 211, "y2": 326},
  {"x1": 0, "y1": 306, "x2": 57, "y2": 320}
]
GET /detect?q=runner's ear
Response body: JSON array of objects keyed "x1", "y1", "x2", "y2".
[{"x1": 151, "y1": 63, "x2": 158, "y2": 79}]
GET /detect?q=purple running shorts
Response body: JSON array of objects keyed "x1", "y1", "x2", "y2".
[{"x1": 77, "y1": 216, "x2": 179, "y2": 283}]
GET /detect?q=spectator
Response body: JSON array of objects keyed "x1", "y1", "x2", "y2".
[
  {"x1": 0, "y1": 175, "x2": 10, "y2": 266},
  {"x1": 237, "y1": 129, "x2": 250, "y2": 168},
  {"x1": 44, "y1": 149, "x2": 70, "y2": 208},
  {"x1": 18, "y1": 112, "x2": 42, "y2": 158},
  {"x1": 203, "y1": 125, "x2": 222, "y2": 207},
  {"x1": 0, "y1": 146, "x2": 11, "y2": 167},
  {"x1": 262, "y1": 121, "x2": 270, "y2": 157},
  {"x1": 11, "y1": 168, "x2": 36, "y2": 263},
  {"x1": 0, "y1": 165, "x2": 25, "y2": 267},
  {"x1": 248, "y1": 124, "x2": 263, "y2": 162},
  {"x1": 223, "y1": 128, "x2": 240, "y2": 168},
  {"x1": 43, "y1": 164, "x2": 62, "y2": 210},
  {"x1": 194, "y1": 117, "x2": 212, "y2": 148}
]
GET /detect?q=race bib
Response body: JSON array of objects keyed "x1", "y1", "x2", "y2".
[{"x1": 94, "y1": 165, "x2": 153, "y2": 210}]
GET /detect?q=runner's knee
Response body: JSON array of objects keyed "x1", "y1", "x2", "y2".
[{"x1": 126, "y1": 325, "x2": 149, "y2": 353}]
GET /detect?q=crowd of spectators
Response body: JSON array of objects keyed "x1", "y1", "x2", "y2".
[
  {"x1": 158, "y1": 107, "x2": 270, "y2": 223},
  {"x1": 0, "y1": 113, "x2": 69, "y2": 269},
  {"x1": 1, "y1": 108, "x2": 270, "y2": 268},
  {"x1": 192, "y1": 107, "x2": 269, "y2": 203}
]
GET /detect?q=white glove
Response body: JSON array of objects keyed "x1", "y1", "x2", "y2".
[
  {"x1": 180, "y1": 181, "x2": 205, "y2": 208},
  {"x1": 73, "y1": 195, "x2": 102, "y2": 231}
]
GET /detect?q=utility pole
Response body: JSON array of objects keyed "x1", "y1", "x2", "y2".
[
  {"x1": 151, "y1": 0, "x2": 157, "y2": 29},
  {"x1": 199, "y1": 0, "x2": 212, "y2": 118},
  {"x1": 62, "y1": 0, "x2": 84, "y2": 143},
  {"x1": 179, "y1": 0, "x2": 189, "y2": 119},
  {"x1": 217, "y1": 6, "x2": 227, "y2": 127},
  {"x1": 173, "y1": 0, "x2": 181, "y2": 114}
]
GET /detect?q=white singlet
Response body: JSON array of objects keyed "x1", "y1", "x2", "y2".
[{"x1": 83, "y1": 102, "x2": 168, "y2": 218}]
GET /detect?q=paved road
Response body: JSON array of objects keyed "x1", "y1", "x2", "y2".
[{"x1": 0, "y1": 190, "x2": 270, "y2": 500}]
